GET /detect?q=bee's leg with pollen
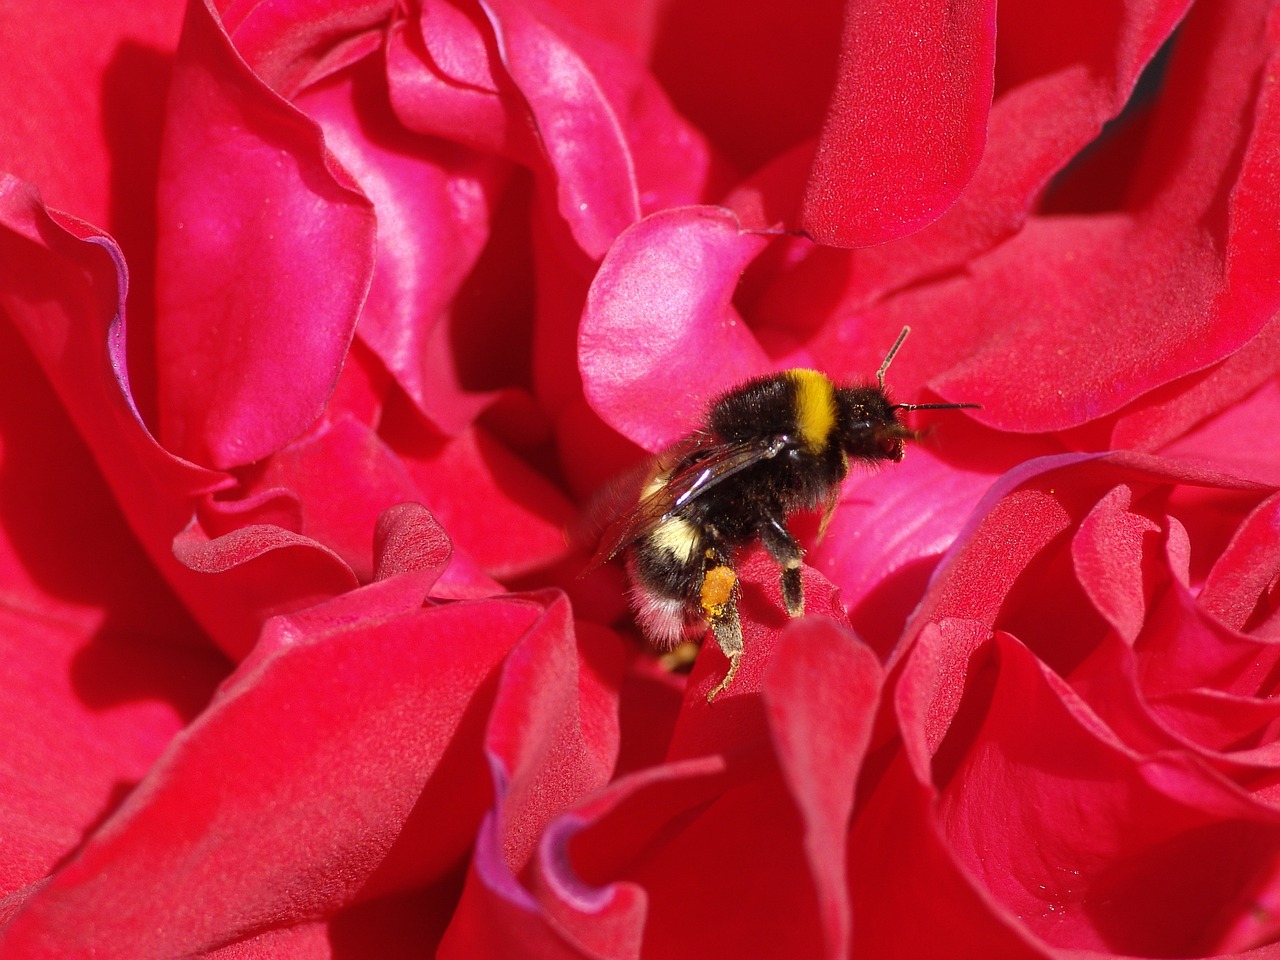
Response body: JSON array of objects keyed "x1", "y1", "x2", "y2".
[
  {"x1": 758, "y1": 514, "x2": 804, "y2": 617},
  {"x1": 699, "y1": 550, "x2": 742, "y2": 702}
]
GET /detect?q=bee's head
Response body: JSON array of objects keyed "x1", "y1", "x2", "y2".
[
  {"x1": 835, "y1": 327, "x2": 980, "y2": 463},
  {"x1": 835, "y1": 386, "x2": 916, "y2": 462}
]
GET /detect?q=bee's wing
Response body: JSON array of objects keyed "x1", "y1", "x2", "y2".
[{"x1": 584, "y1": 434, "x2": 790, "y2": 572}]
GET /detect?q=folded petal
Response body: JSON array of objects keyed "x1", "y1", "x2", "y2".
[{"x1": 154, "y1": 0, "x2": 377, "y2": 468}]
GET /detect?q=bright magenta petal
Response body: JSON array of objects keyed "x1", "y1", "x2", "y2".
[
  {"x1": 300, "y1": 58, "x2": 511, "y2": 434},
  {"x1": 253, "y1": 415, "x2": 426, "y2": 582},
  {"x1": 0, "y1": 1, "x2": 184, "y2": 229},
  {"x1": 802, "y1": 0, "x2": 996, "y2": 246},
  {"x1": 0, "y1": 181, "x2": 315, "y2": 659},
  {"x1": 154, "y1": 0, "x2": 376, "y2": 468},
  {"x1": 936, "y1": 634, "x2": 1280, "y2": 955},
  {"x1": 217, "y1": 0, "x2": 392, "y2": 98},
  {"x1": 389, "y1": 419, "x2": 575, "y2": 579},
  {"x1": 580, "y1": 206, "x2": 770, "y2": 451}
]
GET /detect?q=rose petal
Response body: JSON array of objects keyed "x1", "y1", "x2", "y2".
[
  {"x1": 848, "y1": 747, "x2": 1046, "y2": 957},
  {"x1": 218, "y1": 0, "x2": 392, "y2": 98},
  {"x1": 390, "y1": 0, "x2": 642, "y2": 258},
  {"x1": 654, "y1": 551, "x2": 848, "y2": 762},
  {"x1": 299, "y1": 57, "x2": 512, "y2": 434},
  {"x1": 387, "y1": 1, "x2": 516, "y2": 156},
  {"x1": 386, "y1": 416, "x2": 576, "y2": 579},
  {"x1": 478, "y1": 0, "x2": 641, "y2": 257},
  {"x1": 154, "y1": 0, "x2": 377, "y2": 468},
  {"x1": 1071, "y1": 483, "x2": 1163, "y2": 644},
  {"x1": 253, "y1": 415, "x2": 426, "y2": 582},
  {"x1": 0, "y1": 1, "x2": 182, "y2": 229},
  {"x1": 1, "y1": 597, "x2": 550, "y2": 958},
  {"x1": 373, "y1": 501, "x2": 453, "y2": 585},
  {"x1": 0, "y1": 180, "x2": 320, "y2": 660},
  {"x1": 761, "y1": 619, "x2": 882, "y2": 959},
  {"x1": 579, "y1": 206, "x2": 770, "y2": 451},
  {"x1": 802, "y1": 0, "x2": 997, "y2": 246},
  {"x1": 435, "y1": 601, "x2": 625, "y2": 956},
  {"x1": 648, "y1": 0, "x2": 843, "y2": 174},
  {"x1": 0, "y1": 309, "x2": 225, "y2": 910},
  {"x1": 934, "y1": 633, "x2": 1280, "y2": 955},
  {"x1": 171, "y1": 521, "x2": 360, "y2": 658},
  {"x1": 857, "y1": 0, "x2": 1189, "y2": 289},
  {"x1": 926, "y1": 0, "x2": 1280, "y2": 434},
  {"x1": 1199, "y1": 490, "x2": 1280, "y2": 636},
  {"x1": 1115, "y1": 316, "x2": 1280, "y2": 455}
]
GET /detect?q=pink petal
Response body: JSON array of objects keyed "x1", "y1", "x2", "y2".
[
  {"x1": 579, "y1": 206, "x2": 770, "y2": 451},
  {"x1": 372, "y1": 501, "x2": 453, "y2": 586},
  {"x1": 817, "y1": 434, "x2": 1006, "y2": 657},
  {"x1": 0, "y1": 180, "x2": 316, "y2": 660},
  {"x1": 1158, "y1": 376, "x2": 1280, "y2": 488},
  {"x1": 848, "y1": 748, "x2": 1045, "y2": 957},
  {"x1": 391, "y1": 0, "x2": 642, "y2": 258},
  {"x1": 171, "y1": 521, "x2": 360, "y2": 658},
  {"x1": 648, "y1": 0, "x2": 844, "y2": 174},
  {"x1": 387, "y1": 417, "x2": 576, "y2": 579},
  {"x1": 436, "y1": 600, "x2": 624, "y2": 955},
  {"x1": 797, "y1": 0, "x2": 1190, "y2": 307},
  {"x1": 527, "y1": 755, "x2": 828, "y2": 959},
  {"x1": 217, "y1": 0, "x2": 391, "y2": 98},
  {"x1": 154, "y1": 0, "x2": 377, "y2": 468},
  {"x1": 1137, "y1": 579, "x2": 1280, "y2": 699},
  {"x1": 386, "y1": 1, "x2": 516, "y2": 156},
  {"x1": 298, "y1": 57, "x2": 512, "y2": 434},
  {"x1": 480, "y1": 599, "x2": 621, "y2": 867},
  {"x1": 480, "y1": 0, "x2": 642, "y2": 257},
  {"x1": 802, "y1": 0, "x2": 997, "y2": 246},
  {"x1": 1199, "y1": 491, "x2": 1280, "y2": 635},
  {"x1": 1070, "y1": 483, "x2": 1163, "y2": 644}
]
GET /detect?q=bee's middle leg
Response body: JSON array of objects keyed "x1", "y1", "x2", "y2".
[{"x1": 758, "y1": 514, "x2": 804, "y2": 617}]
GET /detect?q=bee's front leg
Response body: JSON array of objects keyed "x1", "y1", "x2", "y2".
[{"x1": 758, "y1": 513, "x2": 804, "y2": 617}]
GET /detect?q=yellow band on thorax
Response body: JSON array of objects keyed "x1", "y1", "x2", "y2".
[{"x1": 787, "y1": 369, "x2": 837, "y2": 453}]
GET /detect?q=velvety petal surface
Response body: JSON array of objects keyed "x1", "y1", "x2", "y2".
[
  {"x1": 0, "y1": 595, "x2": 556, "y2": 958},
  {"x1": 802, "y1": 0, "x2": 997, "y2": 246}
]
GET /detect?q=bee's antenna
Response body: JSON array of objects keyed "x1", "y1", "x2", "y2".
[
  {"x1": 893, "y1": 401, "x2": 983, "y2": 412},
  {"x1": 878, "y1": 325, "x2": 983, "y2": 413},
  {"x1": 877, "y1": 326, "x2": 911, "y2": 391}
]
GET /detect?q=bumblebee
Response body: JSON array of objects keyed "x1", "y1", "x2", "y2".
[{"x1": 590, "y1": 327, "x2": 979, "y2": 701}]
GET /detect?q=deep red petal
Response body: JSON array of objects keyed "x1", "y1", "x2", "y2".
[
  {"x1": 1, "y1": 597, "x2": 548, "y2": 958},
  {"x1": 802, "y1": 0, "x2": 997, "y2": 246}
]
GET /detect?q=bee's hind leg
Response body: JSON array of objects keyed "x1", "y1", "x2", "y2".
[{"x1": 699, "y1": 552, "x2": 742, "y2": 702}]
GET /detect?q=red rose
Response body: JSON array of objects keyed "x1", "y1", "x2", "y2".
[
  {"x1": 852, "y1": 450, "x2": 1280, "y2": 957},
  {"x1": 2, "y1": 0, "x2": 1280, "y2": 956}
]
